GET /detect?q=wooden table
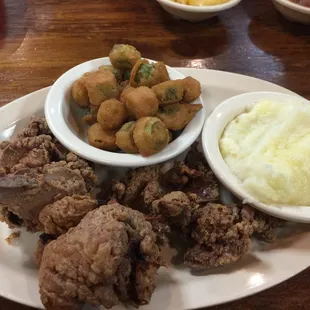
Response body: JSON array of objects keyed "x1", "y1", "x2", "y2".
[{"x1": 1, "y1": 0, "x2": 310, "y2": 309}]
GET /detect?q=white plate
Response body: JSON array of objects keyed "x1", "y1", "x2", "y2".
[
  {"x1": 45, "y1": 58, "x2": 205, "y2": 168},
  {"x1": 1, "y1": 69, "x2": 310, "y2": 310},
  {"x1": 203, "y1": 91, "x2": 310, "y2": 223}
]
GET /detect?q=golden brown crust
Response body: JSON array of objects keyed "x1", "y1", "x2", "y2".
[
  {"x1": 129, "y1": 60, "x2": 169, "y2": 88},
  {"x1": 153, "y1": 62, "x2": 170, "y2": 84},
  {"x1": 157, "y1": 103, "x2": 202, "y2": 131},
  {"x1": 97, "y1": 99, "x2": 128, "y2": 131},
  {"x1": 182, "y1": 76, "x2": 201, "y2": 102},
  {"x1": 98, "y1": 65, "x2": 123, "y2": 82},
  {"x1": 71, "y1": 75, "x2": 90, "y2": 108},
  {"x1": 151, "y1": 79, "x2": 184, "y2": 105},
  {"x1": 133, "y1": 117, "x2": 170, "y2": 157},
  {"x1": 125, "y1": 87, "x2": 159, "y2": 119},
  {"x1": 109, "y1": 44, "x2": 141, "y2": 69},
  {"x1": 115, "y1": 122, "x2": 139, "y2": 154},
  {"x1": 120, "y1": 86, "x2": 135, "y2": 104},
  {"x1": 129, "y1": 59, "x2": 149, "y2": 87},
  {"x1": 88, "y1": 123, "x2": 117, "y2": 151},
  {"x1": 84, "y1": 71, "x2": 120, "y2": 106}
]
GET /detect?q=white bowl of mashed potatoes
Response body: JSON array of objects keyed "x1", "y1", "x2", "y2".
[
  {"x1": 156, "y1": 0, "x2": 242, "y2": 22},
  {"x1": 202, "y1": 91, "x2": 310, "y2": 223}
]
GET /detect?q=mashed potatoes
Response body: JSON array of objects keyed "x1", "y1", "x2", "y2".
[{"x1": 220, "y1": 99, "x2": 310, "y2": 206}]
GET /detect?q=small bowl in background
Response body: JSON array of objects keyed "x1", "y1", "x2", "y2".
[
  {"x1": 156, "y1": 0, "x2": 242, "y2": 22},
  {"x1": 272, "y1": 0, "x2": 310, "y2": 24},
  {"x1": 202, "y1": 91, "x2": 310, "y2": 223},
  {"x1": 45, "y1": 57, "x2": 205, "y2": 168}
]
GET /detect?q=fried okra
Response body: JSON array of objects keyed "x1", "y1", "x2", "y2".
[
  {"x1": 116, "y1": 121, "x2": 139, "y2": 154},
  {"x1": 71, "y1": 43, "x2": 203, "y2": 155},
  {"x1": 133, "y1": 117, "x2": 170, "y2": 157},
  {"x1": 120, "y1": 85, "x2": 135, "y2": 104},
  {"x1": 183, "y1": 76, "x2": 201, "y2": 102},
  {"x1": 125, "y1": 87, "x2": 159, "y2": 119},
  {"x1": 152, "y1": 80, "x2": 184, "y2": 104},
  {"x1": 157, "y1": 103, "x2": 203, "y2": 131},
  {"x1": 98, "y1": 65, "x2": 123, "y2": 83},
  {"x1": 71, "y1": 73, "x2": 90, "y2": 108},
  {"x1": 123, "y1": 69, "x2": 132, "y2": 81},
  {"x1": 97, "y1": 99, "x2": 128, "y2": 131},
  {"x1": 82, "y1": 104, "x2": 99, "y2": 125},
  {"x1": 88, "y1": 123, "x2": 117, "y2": 150},
  {"x1": 84, "y1": 71, "x2": 120, "y2": 106},
  {"x1": 130, "y1": 60, "x2": 170, "y2": 88},
  {"x1": 109, "y1": 44, "x2": 141, "y2": 69}
]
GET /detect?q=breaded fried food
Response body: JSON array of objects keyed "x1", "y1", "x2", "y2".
[
  {"x1": 109, "y1": 44, "x2": 141, "y2": 69},
  {"x1": 125, "y1": 86, "x2": 159, "y2": 119},
  {"x1": 133, "y1": 117, "x2": 170, "y2": 157},
  {"x1": 38, "y1": 195, "x2": 97, "y2": 235},
  {"x1": 98, "y1": 65, "x2": 123, "y2": 82},
  {"x1": 39, "y1": 203, "x2": 162, "y2": 310},
  {"x1": 84, "y1": 70, "x2": 120, "y2": 106},
  {"x1": 97, "y1": 99, "x2": 128, "y2": 131},
  {"x1": 130, "y1": 60, "x2": 170, "y2": 88},
  {"x1": 154, "y1": 62, "x2": 170, "y2": 84},
  {"x1": 82, "y1": 108, "x2": 96, "y2": 125},
  {"x1": 151, "y1": 191, "x2": 193, "y2": 229},
  {"x1": 82, "y1": 104, "x2": 99, "y2": 125},
  {"x1": 120, "y1": 85, "x2": 135, "y2": 104},
  {"x1": 157, "y1": 103, "x2": 202, "y2": 131},
  {"x1": 0, "y1": 118, "x2": 98, "y2": 233},
  {"x1": 123, "y1": 69, "x2": 132, "y2": 81},
  {"x1": 182, "y1": 76, "x2": 201, "y2": 102},
  {"x1": 112, "y1": 165, "x2": 161, "y2": 206},
  {"x1": 184, "y1": 204, "x2": 255, "y2": 270},
  {"x1": 116, "y1": 121, "x2": 139, "y2": 154},
  {"x1": 119, "y1": 80, "x2": 129, "y2": 92},
  {"x1": 109, "y1": 144, "x2": 284, "y2": 271},
  {"x1": 88, "y1": 123, "x2": 117, "y2": 151},
  {"x1": 71, "y1": 73, "x2": 90, "y2": 108},
  {"x1": 151, "y1": 80, "x2": 184, "y2": 104}
]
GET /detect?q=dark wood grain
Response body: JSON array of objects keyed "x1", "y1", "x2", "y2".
[{"x1": 1, "y1": 0, "x2": 310, "y2": 309}]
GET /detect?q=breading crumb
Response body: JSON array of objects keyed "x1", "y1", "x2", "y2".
[{"x1": 5, "y1": 231, "x2": 21, "y2": 245}]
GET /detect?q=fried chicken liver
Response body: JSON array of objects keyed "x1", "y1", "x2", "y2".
[
  {"x1": 110, "y1": 144, "x2": 284, "y2": 271},
  {"x1": 38, "y1": 195, "x2": 97, "y2": 235},
  {"x1": 111, "y1": 143, "x2": 220, "y2": 210},
  {"x1": 184, "y1": 203, "x2": 255, "y2": 269},
  {"x1": 39, "y1": 203, "x2": 162, "y2": 310},
  {"x1": 153, "y1": 192, "x2": 284, "y2": 270},
  {"x1": 0, "y1": 118, "x2": 98, "y2": 232}
]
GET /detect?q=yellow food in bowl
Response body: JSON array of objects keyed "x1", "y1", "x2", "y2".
[
  {"x1": 220, "y1": 99, "x2": 310, "y2": 206},
  {"x1": 172, "y1": 0, "x2": 229, "y2": 6}
]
